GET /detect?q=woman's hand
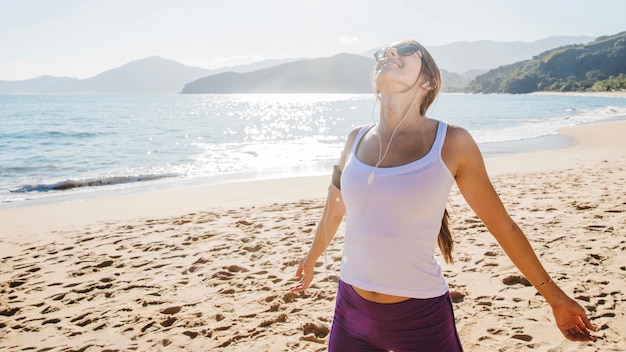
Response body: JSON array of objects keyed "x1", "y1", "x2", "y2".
[
  {"x1": 552, "y1": 297, "x2": 596, "y2": 342},
  {"x1": 290, "y1": 257, "x2": 314, "y2": 293}
]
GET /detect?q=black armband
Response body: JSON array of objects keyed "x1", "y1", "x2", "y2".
[{"x1": 332, "y1": 165, "x2": 342, "y2": 190}]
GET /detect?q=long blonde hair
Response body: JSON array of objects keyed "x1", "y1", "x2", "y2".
[
  {"x1": 410, "y1": 41, "x2": 454, "y2": 263},
  {"x1": 410, "y1": 39, "x2": 442, "y2": 116}
]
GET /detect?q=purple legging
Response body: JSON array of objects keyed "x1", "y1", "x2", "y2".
[{"x1": 328, "y1": 280, "x2": 464, "y2": 352}]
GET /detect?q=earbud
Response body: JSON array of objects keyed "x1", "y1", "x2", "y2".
[{"x1": 421, "y1": 81, "x2": 431, "y2": 88}]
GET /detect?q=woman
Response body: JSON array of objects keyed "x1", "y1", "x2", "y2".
[{"x1": 290, "y1": 39, "x2": 595, "y2": 351}]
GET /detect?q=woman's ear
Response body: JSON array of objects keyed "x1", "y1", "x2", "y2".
[{"x1": 421, "y1": 79, "x2": 436, "y2": 90}]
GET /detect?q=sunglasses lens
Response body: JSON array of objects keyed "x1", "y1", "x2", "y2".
[
  {"x1": 374, "y1": 48, "x2": 386, "y2": 60},
  {"x1": 375, "y1": 44, "x2": 421, "y2": 60},
  {"x1": 397, "y1": 44, "x2": 420, "y2": 56}
]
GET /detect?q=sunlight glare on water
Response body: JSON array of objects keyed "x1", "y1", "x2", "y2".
[{"x1": 2, "y1": 93, "x2": 625, "y2": 204}]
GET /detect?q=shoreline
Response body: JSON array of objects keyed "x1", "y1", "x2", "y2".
[
  {"x1": 1, "y1": 119, "x2": 625, "y2": 351},
  {"x1": 0, "y1": 114, "x2": 619, "y2": 212},
  {"x1": 529, "y1": 90, "x2": 626, "y2": 98}
]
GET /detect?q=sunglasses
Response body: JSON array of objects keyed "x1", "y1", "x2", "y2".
[{"x1": 374, "y1": 44, "x2": 423, "y2": 61}]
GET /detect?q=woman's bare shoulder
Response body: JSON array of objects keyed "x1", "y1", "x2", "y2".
[
  {"x1": 338, "y1": 124, "x2": 371, "y2": 168},
  {"x1": 344, "y1": 124, "x2": 372, "y2": 148},
  {"x1": 443, "y1": 122, "x2": 478, "y2": 148},
  {"x1": 444, "y1": 121, "x2": 470, "y2": 136},
  {"x1": 440, "y1": 121, "x2": 483, "y2": 176}
]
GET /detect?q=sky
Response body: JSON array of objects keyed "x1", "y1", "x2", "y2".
[{"x1": 1, "y1": 0, "x2": 625, "y2": 81}]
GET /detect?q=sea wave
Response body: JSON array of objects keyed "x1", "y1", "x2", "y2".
[
  {"x1": 10, "y1": 174, "x2": 178, "y2": 193},
  {"x1": 470, "y1": 105, "x2": 626, "y2": 143}
]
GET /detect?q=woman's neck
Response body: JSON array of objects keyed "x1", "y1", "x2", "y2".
[{"x1": 377, "y1": 92, "x2": 425, "y2": 135}]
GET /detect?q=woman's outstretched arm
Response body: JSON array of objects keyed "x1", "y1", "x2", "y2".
[
  {"x1": 444, "y1": 125, "x2": 596, "y2": 342},
  {"x1": 290, "y1": 183, "x2": 345, "y2": 293},
  {"x1": 290, "y1": 127, "x2": 358, "y2": 293}
]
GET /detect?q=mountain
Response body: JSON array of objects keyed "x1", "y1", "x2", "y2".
[
  {"x1": 467, "y1": 32, "x2": 626, "y2": 93},
  {"x1": 181, "y1": 54, "x2": 469, "y2": 94},
  {"x1": 0, "y1": 56, "x2": 302, "y2": 94},
  {"x1": 208, "y1": 58, "x2": 304, "y2": 75},
  {"x1": 426, "y1": 36, "x2": 594, "y2": 74},
  {"x1": 182, "y1": 53, "x2": 376, "y2": 94},
  {"x1": 78, "y1": 56, "x2": 212, "y2": 93},
  {"x1": 0, "y1": 35, "x2": 601, "y2": 94},
  {"x1": 360, "y1": 36, "x2": 594, "y2": 75},
  {"x1": 0, "y1": 75, "x2": 81, "y2": 94},
  {"x1": 0, "y1": 56, "x2": 213, "y2": 94}
]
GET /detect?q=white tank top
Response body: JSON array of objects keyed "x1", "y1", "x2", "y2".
[{"x1": 340, "y1": 121, "x2": 454, "y2": 298}]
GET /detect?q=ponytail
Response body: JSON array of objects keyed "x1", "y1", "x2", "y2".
[{"x1": 437, "y1": 209, "x2": 454, "y2": 264}]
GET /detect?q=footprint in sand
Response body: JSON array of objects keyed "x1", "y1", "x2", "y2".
[
  {"x1": 449, "y1": 290, "x2": 466, "y2": 303},
  {"x1": 300, "y1": 321, "x2": 330, "y2": 343},
  {"x1": 501, "y1": 275, "x2": 531, "y2": 287},
  {"x1": 259, "y1": 313, "x2": 287, "y2": 327},
  {"x1": 511, "y1": 333, "x2": 533, "y2": 342}
]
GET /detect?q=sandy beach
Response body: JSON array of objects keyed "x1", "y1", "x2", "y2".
[{"x1": 1, "y1": 120, "x2": 625, "y2": 351}]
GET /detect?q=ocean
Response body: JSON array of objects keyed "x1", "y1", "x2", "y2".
[{"x1": 1, "y1": 93, "x2": 626, "y2": 207}]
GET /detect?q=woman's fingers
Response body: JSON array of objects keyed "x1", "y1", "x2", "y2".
[
  {"x1": 290, "y1": 276, "x2": 309, "y2": 293},
  {"x1": 580, "y1": 311, "x2": 595, "y2": 331},
  {"x1": 560, "y1": 318, "x2": 596, "y2": 342},
  {"x1": 290, "y1": 257, "x2": 311, "y2": 293}
]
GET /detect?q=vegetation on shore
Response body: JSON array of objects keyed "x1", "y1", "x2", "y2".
[{"x1": 467, "y1": 32, "x2": 626, "y2": 93}]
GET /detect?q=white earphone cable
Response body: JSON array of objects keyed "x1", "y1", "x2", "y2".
[{"x1": 321, "y1": 91, "x2": 421, "y2": 284}]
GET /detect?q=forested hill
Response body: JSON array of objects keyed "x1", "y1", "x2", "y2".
[{"x1": 467, "y1": 32, "x2": 626, "y2": 93}]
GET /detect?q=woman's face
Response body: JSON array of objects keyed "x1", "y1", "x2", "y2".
[{"x1": 374, "y1": 42, "x2": 424, "y2": 94}]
